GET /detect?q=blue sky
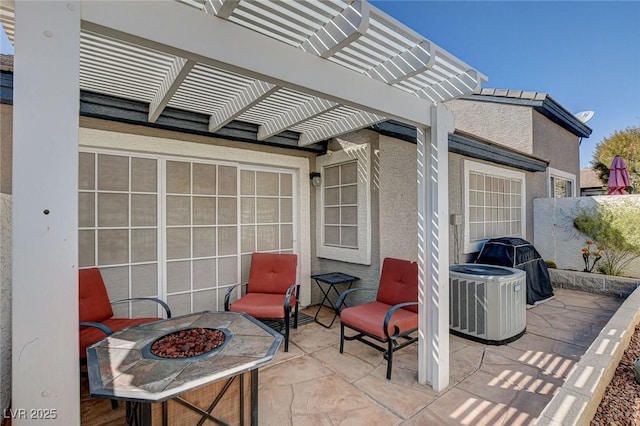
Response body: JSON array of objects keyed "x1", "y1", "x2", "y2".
[
  {"x1": 2, "y1": 1, "x2": 638, "y2": 168},
  {"x1": 371, "y1": 1, "x2": 640, "y2": 168}
]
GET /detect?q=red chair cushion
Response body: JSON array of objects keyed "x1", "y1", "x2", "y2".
[
  {"x1": 229, "y1": 293, "x2": 296, "y2": 319},
  {"x1": 79, "y1": 268, "x2": 114, "y2": 323},
  {"x1": 79, "y1": 317, "x2": 161, "y2": 359},
  {"x1": 340, "y1": 301, "x2": 418, "y2": 340},
  {"x1": 247, "y1": 253, "x2": 298, "y2": 294},
  {"x1": 376, "y1": 258, "x2": 418, "y2": 313}
]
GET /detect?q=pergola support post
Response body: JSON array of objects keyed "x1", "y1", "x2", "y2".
[
  {"x1": 12, "y1": 2, "x2": 81, "y2": 424},
  {"x1": 417, "y1": 103, "x2": 454, "y2": 392}
]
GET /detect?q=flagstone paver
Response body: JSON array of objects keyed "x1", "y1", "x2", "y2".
[{"x1": 80, "y1": 288, "x2": 623, "y2": 425}]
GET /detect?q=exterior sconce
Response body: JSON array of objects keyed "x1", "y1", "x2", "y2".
[{"x1": 310, "y1": 172, "x2": 322, "y2": 187}]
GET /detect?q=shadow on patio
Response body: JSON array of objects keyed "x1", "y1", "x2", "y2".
[{"x1": 79, "y1": 288, "x2": 622, "y2": 425}]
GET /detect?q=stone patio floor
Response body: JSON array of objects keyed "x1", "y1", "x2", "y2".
[{"x1": 80, "y1": 287, "x2": 623, "y2": 425}]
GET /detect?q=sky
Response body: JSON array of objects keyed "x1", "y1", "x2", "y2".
[
  {"x1": 370, "y1": 1, "x2": 640, "y2": 168},
  {"x1": 1, "y1": 1, "x2": 639, "y2": 168}
]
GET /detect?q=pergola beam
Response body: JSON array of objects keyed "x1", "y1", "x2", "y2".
[
  {"x1": 298, "y1": 110, "x2": 384, "y2": 146},
  {"x1": 81, "y1": 1, "x2": 433, "y2": 128},
  {"x1": 208, "y1": 80, "x2": 278, "y2": 132},
  {"x1": 366, "y1": 41, "x2": 435, "y2": 85},
  {"x1": 203, "y1": 0, "x2": 240, "y2": 19},
  {"x1": 148, "y1": 57, "x2": 196, "y2": 123},
  {"x1": 300, "y1": 0, "x2": 370, "y2": 58},
  {"x1": 257, "y1": 98, "x2": 339, "y2": 141},
  {"x1": 417, "y1": 70, "x2": 482, "y2": 103}
]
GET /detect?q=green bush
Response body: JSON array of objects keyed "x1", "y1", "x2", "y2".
[
  {"x1": 573, "y1": 201, "x2": 640, "y2": 276},
  {"x1": 545, "y1": 260, "x2": 557, "y2": 269}
]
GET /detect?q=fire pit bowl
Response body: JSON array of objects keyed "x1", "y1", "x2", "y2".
[{"x1": 141, "y1": 327, "x2": 231, "y2": 361}]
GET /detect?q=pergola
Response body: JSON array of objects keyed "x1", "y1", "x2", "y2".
[{"x1": 2, "y1": 1, "x2": 486, "y2": 423}]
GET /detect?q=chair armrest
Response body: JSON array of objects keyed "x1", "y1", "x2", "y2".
[
  {"x1": 79, "y1": 321, "x2": 113, "y2": 336},
  {"x1": 111, "y1": 297, "x2": 172, "y2": 318},
  {"x1": 284, "y1": 283, "x2": 300, "y2": 310},
  {"x1": 383, "y1": 302, "x2": 418, "y2": 339},
  {"x1": 224, "y1": 283, "x2": 248, "y2": 311},
  {"x1": 336, "y1": 288, "x2": 376, "y2": 313}
]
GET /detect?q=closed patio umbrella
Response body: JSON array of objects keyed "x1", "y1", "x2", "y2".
[{"x1": 607, "y1": 155, "x2": 631, "y2": 195}]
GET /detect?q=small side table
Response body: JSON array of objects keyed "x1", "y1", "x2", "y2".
[{"x1": 311, "y1": 272, "x2": 360, "y2": 328}]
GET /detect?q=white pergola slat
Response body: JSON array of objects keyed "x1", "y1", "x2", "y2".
[
  {"x1": 2, "y1": 0, "x2": 485, "y2": 142},
  {"x1": 3, "y1": 1, "x2": 487, "y2": 423},
  {"x1": 258, "y1": 97, "x2": 339, "y2": 141},
  {"x1": 299, "y1": 0, "x2": 370, "y2": 58},
  {"x1": 208, "y1": 80, "x2": 278, "y2": 132},
  {"x1": 148, "y1": 57, "x2": 197, "y2": 122}
]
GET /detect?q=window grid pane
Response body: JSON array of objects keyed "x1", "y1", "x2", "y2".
[
  {"x1": 468, "y1": 171, "x2": 522, "y2": 242},
  {"x1": 79, "y1": 152, "x2": 159, "y2": 317},
  {"x1": 323, "y1": 161, "x2": 358, "y2": 249}
]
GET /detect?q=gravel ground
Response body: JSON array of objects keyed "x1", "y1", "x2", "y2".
[{"x1": 592, "y1": 323, "x2": 640, "y2": 426}]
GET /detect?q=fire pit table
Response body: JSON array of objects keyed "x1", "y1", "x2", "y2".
[{"x1": 86, "y1": 311, "x2": 282, "y2": 426}]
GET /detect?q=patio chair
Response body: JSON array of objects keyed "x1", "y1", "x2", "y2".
[
  {"x1": 224, "y1": 252, "x2": 299, "y2": 352},
  {"x1": 79, "y1": 268, "x2": 172, "y2": 360},
  {"x1": 337, "y1": 257, "x2": 418, "y2": 379}
]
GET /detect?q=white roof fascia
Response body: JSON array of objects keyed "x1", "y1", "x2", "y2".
[{"x1": 80, "y1": 0, "x2": 434, "y2": 128}]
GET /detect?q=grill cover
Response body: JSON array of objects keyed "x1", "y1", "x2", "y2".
[{"x1": 474, "y1": 237, "x2": 554, "y2": 305}]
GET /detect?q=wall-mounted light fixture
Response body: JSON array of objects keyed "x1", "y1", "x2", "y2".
[{"x1": 309, "y1": 172, "x2": 322, "y2": 187}]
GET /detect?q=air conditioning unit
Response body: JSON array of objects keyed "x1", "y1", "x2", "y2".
[{"x1": 449, "y1": 264, "x2": 526, "y2": 345}]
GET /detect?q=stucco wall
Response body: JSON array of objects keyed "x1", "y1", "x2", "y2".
[
  {"x1": 0, "y1": 104, "x2": 11, "y2": 412},
  {"x1": 378, "y1": 134, "x2": 417, "y2": 263},
  {"x1": 1, "y1": 104, "x2": 12, "y2": 195},
  {"x1": 0, "y1": 194, "x2": 11, "y2": 413},
  {"x1": 533, "y1": 196, "x2": 640, "y2": 279},
  {"x1": 311, "y1": 130, "x2": 381, "y2": 306},
  {"x1": 447, "y1": 99, "x2": 533, "y2": 154},
  {"x1": 448, "y1": 153, "x2": 472, "y2": 263},
  {"x1": 532, "y1": 110, "x2": 581, "y2": 187}
]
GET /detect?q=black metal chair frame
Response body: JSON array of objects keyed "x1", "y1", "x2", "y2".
[
  {"x1": 80, "y1": 297, "x2": 172, "y2": 336},
  {"x1": 224, "y1": 283, "x2": 300, "y2": 352},
  {"x1": 337, "y1": 288, "x2": 418, "y2": 379},
  {"x1": 80, "y1": 298, "x2": 171, "y2": 410}
]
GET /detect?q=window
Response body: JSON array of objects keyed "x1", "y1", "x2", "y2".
[
  {"x1": 79, "y1": 150, "x2": 297, "y2": 317},
  {"x1": 548, "y1": 168, "x2": 575, "y2": 198},
  {"x1": 464, "y1": 161, "x2": 526, "y2": 253},
  {"x1": 323, "y1": 161, "x2": 358, "y2": 248},
  {"x1": 316, "y1": 144, "x2": 371, "y2": 265}
]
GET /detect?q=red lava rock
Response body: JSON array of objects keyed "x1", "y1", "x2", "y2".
[
  {"x1": 591, "y1": 324, "x2": 640, "y2": 426},
  {"x1": 150, "y1": 328, "x2": 226, "y2": 359}
]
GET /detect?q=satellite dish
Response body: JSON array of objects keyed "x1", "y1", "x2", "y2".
[{"x1": 574, "y1": 110, "x2": 595, "y2": 124}]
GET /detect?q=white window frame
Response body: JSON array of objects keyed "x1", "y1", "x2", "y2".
[
  {"x1": 316, "y1": 144, "x2": 371, "y2": 265},
  {"x1": 548, "y1": 167, "x2": 576, "y2": 198},
  {"x1": 463, "y1": 160, "x2": 526, "y2": 253}
]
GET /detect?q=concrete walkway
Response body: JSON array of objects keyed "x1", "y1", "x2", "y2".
[
  {"x1": 77, "y1": 288, "x2": 622, "y2": 425},
  {"x1": 259, "y1": 288, "x2": 622, "y2": 425}
]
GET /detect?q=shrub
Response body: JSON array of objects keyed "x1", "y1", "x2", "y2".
[
  {"x1": 573, "y1": 200, "x2": 640, "y2": 276},
  {"x1": 545, "y1": 260, "x2": 557, "y2": 269}
]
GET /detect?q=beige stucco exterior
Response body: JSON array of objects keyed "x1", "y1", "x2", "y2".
[
  {"x1": 0, "y1": 104, "x2": 12, "y2": 412},
  {"x1": 447, "y1": 100, "x2": 533, "y2": 154},
  {"x1": 0, "y1": 91, "x2": 584, "y2": 408}
]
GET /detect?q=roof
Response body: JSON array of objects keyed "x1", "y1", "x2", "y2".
[
  {"x1": 580, "y1": 168, "x2": 604, "y2": 188},
  {"x1": 0, "y1": 1, "x2": 486, "y2": 148},
  {"x1": 0, "y1": 54, "x2": 12, "y2": 72},
  {"x1": 462, "y1": 88, "x2": 592, "y2": 138}
]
